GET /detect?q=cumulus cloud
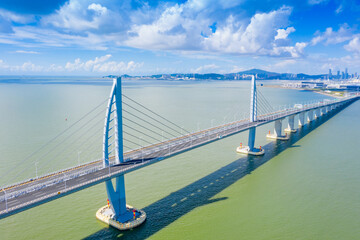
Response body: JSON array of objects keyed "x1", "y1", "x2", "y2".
[
  {"x1": 65, "y1": 54, "x2": 143, "y2": 72},
  {"x1": 125, "y1": 3, "x2": 209, "y2": 50},
  {"x1": 88, "y1": 3, "x2": 107, "y2": 15},
  {"x1": 0, "y1": 55, "x2": 143, "y2": 74},
  {"x1": 43, "y1": 1, "x2": 107, "y2": 31},
  {"x1": 203, "y1": 6, "x2": 304, "y2": 57},
  {"x1": 65, "y1": 54, "x2": 112, "y2": 71},
  {"x1": 311, "y1": 24, "x2": 354, "y2": 45},
  {"x1": 1, "y1": 1, "x2": 306, "y2": 60},
  {"x1": 0, "y1": 60, "x2": 43, "y2": 72},
  {"x1": 344, "y1": 37, "x2": 360, "y2": 53},
  {"x1": 275, "y1": 27, "x2": 295, "y2": 40}
]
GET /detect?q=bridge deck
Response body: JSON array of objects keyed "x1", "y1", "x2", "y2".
[{"x1": 0, "y1": 96, "x2": 357, "y2": 218}]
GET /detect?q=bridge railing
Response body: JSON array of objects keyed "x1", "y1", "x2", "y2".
[{"x1": 1, "y1": 95, "x2": 356, "y2": 204}]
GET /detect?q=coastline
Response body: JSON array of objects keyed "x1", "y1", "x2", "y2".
[{"x1": 263, "y1": 84, "x2": 344, "y2": 98}]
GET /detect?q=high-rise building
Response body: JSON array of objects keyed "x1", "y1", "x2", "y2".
[
  {"x1": 328, "y1": 69, "x2": 332, "y2": 79},
  {"x1": 345, "y1": 68, "x2": 348, "y2": 79},
  {"x1": 337, "y1": 70, "x2": 340, "y2": 79}
]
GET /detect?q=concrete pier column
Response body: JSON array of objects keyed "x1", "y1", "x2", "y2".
[
  {"x1": 321, "y1": 107, "x2": 326, "y2": 115},
  {"x1": 285, "y1": 115, "x2": 297, "y2": 133},
  {"x1": 274, "y1": 119, "x2": 282, "y2": 136},
  {"x1": 248, "y1": 127, "x2": 256, "y2": 151},
  {"x1": 105, "y1": 175, "x2": 133, "y2": 223},
  {"x1": 307, "y1": 110, "x2": 314, "y2": 122},
  {"x1": 266, "y1": 119, "x2": 289, "y2": 140},
  {"x1": 298, "y1": 112, "x2": 305, "y2": 127},
  {"x1": 314, "y1": 108, "x2": 321, "y2": 119}
]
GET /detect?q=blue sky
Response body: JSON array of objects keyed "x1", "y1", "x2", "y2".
[{"x1": 0, "y1": 0, "x2": 360, "y2": 75}]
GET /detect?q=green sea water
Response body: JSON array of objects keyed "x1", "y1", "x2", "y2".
[{"x1": 0, "y1": 78, "x2": 359, "y2": 239}]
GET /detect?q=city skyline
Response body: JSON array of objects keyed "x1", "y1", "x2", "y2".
[{"x1": 1, "y1": 0, "x2": 360, "y2": 76}]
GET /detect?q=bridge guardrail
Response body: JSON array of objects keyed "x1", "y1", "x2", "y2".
[{"x1": 1, "y1": 95, "x2": 357, "y2": 205}]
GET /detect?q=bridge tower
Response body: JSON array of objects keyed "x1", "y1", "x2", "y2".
[
  {"x1": 236, "y1": 75, "x2": 264, "y2": 155},
  {"x1": 98, "y1": 77, "x2": 146, "y2": 229}
]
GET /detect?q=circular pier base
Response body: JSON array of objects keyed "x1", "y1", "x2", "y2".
[
  {"x1": 96, "y1": 204, "x2": 146, "y2": 230},
  {"x1": 284, "y1": 128, "x2": 297, "y2": 133},
  {"x1": 266, "y1": 134, "x2": 289, "y2": 141},
  {"x1": 236, "y1": 146, "x2": 265, "y2": 156}
]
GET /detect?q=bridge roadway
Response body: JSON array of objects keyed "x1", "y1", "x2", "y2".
[{"x1": 0, "y1": 96, "x2": 358, "y2": 218}]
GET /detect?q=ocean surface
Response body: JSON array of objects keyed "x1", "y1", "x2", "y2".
[{"x1": 0, "y1": 77, "x2": 359, "y2": 239}]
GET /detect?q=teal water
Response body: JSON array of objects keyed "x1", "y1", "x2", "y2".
[{"x1": 0, "y1": 78, "x2": 359, "y2": 239}]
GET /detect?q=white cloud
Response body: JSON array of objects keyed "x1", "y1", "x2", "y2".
[
  {"x1": 125, "y1": 3, "x2": 207, "y2": 50},
  {"x1": 335, "y1": 4, "x2": 343, "y2": 14},
  {"x1": 65, "y1": 54, "x2": 112, "y2": 71},
  {"x1": 273, "y1": 59, "x2": 297, "y2": 68},
  {"x1": 64, "y1": 54, "x2": 142, "y2": 72},
  {"x1": 275, "y1": 27, "x2": 295, "y2": 40},
  {"x1": 88, "y1": 3, "x2": 107, "y2": 15},
  {"x1": 0, "y1": 9, "x2": 34, "y2": 24},
  {"x1": 43, "y1": 1, "x2": 115, "y2": 32},
  {"x1": 308, "y1": 0, "x2": 328, "y2": 5},
  {"x1": 0, "y1": 60, "x2": 43, "y2": 72},
  {"x1": 0, "y1": 2, "x2": 306, "y2": 59},
  {"x1": 203, "y1": 7, "x2": 304, "y2": 57},
  {"x1": 344, "y1": 37, "x2": 360, "y2": 53},
  {"x1": 311, "y1": 24, "x2": 353, "y2": 45},
  {"x1": 272, "y1": 42, "x2": 308, "y2": 58},
  {"x1": 230, "y1": 65, "x2": 245, "y2": 73},
  {"x1": 15, "y1": 50, "x2": 39, "y2": 54},
  {"x1": 0, "y1": 55, "x2": 142, "y2": 74},
  {"x1": 192, "y1": 64, "x2": 219, "y2": 73}
]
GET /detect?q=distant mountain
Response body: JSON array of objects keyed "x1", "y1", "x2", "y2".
[
  {"x1": 104, "y1": 69, "x2": 328, "y2": 81},
  {"x1": 237, "y1": 68, "x2": 278, "y2": 75}
]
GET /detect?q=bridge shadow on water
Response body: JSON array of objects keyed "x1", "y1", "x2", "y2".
[{"x1": 84, "y1": 108, "x2": 343, "y2": 240}]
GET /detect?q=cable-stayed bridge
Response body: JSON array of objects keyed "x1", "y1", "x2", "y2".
[{"x1": 0, "y1": 77, "x2": 358, "y2": 229}]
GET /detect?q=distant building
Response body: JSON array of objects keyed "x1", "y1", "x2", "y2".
[
  {"x1": 337, "y1": 70, "x2": 340, "y2": 79},
  {"x1": 328, "y1": 69, "x2": 332, "y2": 79},
  {"x1": 301, "y1": 81, "x2": 324, "y2": 88},
  {"x1": 345, "y1": 68, "x2": 348, "y2": 79}
]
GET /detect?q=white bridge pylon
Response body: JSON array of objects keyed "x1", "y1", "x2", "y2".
[
  {"x1": 236, "y1": 75, "x2": 265, "y2": 156},
  {"x1": 102, "y1": 77, "x2": 137, "y2": 223}
]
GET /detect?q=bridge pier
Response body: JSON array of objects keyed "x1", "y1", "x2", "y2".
[
  {"x1": 324, "y1": 106, "x2": 328, "y2": 113},
  {"x1": 105, "y1": 176, "x2": 134, "y2": 222},
  {"x1": 322, "y1": 107, "x2": 327, "y2": 114},
  {"x1": 285, "y1": 115, "x2": 297, "y2": 133},
  {"x1": 307, "y1": 110, "x2": 314, "y2": 122},
  {"x1": 298, "y1": 112, "x2": 305, "y2": 127},
  {"x1": 236, "y1": 75, "x2": 264, "y2": 156},
  {"x1": 266, "y1": 119, "x2": 289, "y2": 140},
  {"x1": 314, "y1": 108, "x2": 321, "y2": 119}
]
